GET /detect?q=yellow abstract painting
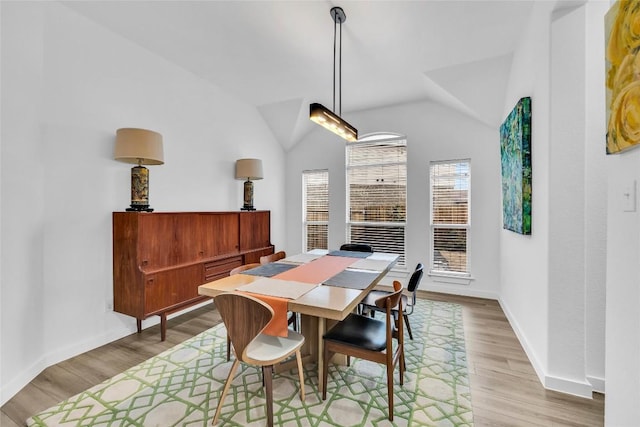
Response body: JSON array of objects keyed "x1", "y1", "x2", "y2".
[{"x1": 606, "y1": 0, "x2": 640, "y2": 154}]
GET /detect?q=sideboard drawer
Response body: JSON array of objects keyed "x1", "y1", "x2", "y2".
[{"x1": 204, "y1": 256, "x2": 243, "y2": 282}]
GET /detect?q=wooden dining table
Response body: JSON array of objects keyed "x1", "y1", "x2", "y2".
[{"x1": 197, "y1": 249, "x2": 398, "y2": 392}]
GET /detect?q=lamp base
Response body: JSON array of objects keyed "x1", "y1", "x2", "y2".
[
  {"x1": 241, "y1": 179, "x2": 255, "y2": 211},
  {"x1": 126, "y1": 205, "x2": 154, "y2": 212}
]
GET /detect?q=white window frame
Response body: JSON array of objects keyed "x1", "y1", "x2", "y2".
[
  {"x1": 429, "y1": 159, "x2": 471, "y2": 279},
  {"x1": 346, "y1": 133, "x2": 407, "y2": 267},
  {"x1": 302, "y1": 169, "x2": 329, "y2": 251}
]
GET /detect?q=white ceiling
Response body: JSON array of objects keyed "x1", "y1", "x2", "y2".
[{"x1": 62, "y1": 0, "x2": 539, "y2": 150}]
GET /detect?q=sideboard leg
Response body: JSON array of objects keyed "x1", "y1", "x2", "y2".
[
  {"x1": 136, "y1": 319, "x2": 142, "y2": 333},
  {"x1": 160, "y1": 313, "x2": 167, "y2": 341}
]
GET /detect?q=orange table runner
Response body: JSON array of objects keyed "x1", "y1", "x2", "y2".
[
  {"x1": 242, "y1": 292, "x2": 289, "y2": 337},
  {"x1": 273, "y1": 256, "x2": 357, "y2": 284}
]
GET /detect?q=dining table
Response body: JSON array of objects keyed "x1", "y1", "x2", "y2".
[{"x1": 197, "y1": 249, "x2": 398, "y2": 392}]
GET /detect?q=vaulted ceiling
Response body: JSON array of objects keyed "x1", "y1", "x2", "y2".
[{"x1": 63, "y1": 1, "x2": 539, "y2": 150}]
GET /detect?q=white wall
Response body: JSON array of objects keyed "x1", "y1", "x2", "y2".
[
  {"x1": 499, "y1": 0, "x2": 608, "y2": 398},
  {"x1": 499, "y1": 0, "x2": 553, "y2": 386},
  {"x1": 1, "y1": 2, "x2": 286, "y2": 404},
  {"x1": 603, "y1": 0, "x2": 640, "y2": 419},
  {"x1": 605, "y1": 150, "x2": 640, "y2": 425},
  {"x1": 1, "y1": 2, "x2": 48, "y2": 405},
  {"x1": 583, "y1": 0, "x2": 608, "y2": 394},
  {"x1": 287, "y1": 101, "x2": 502, "y2": 299}
]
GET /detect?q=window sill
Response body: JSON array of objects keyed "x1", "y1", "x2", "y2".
[{"x1": 428, "y1": 271, "x2": 474, "y2": 285}]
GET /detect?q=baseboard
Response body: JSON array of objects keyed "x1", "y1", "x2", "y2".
[
  {"x1": 545, "y1": 375, "x2": 594, "y2": 398},
  {"x1": 1, "y1": 323, "x2": 133, "y2": 407},
  {"x1": 498, "y1": 296, "x2": 596, "y2": 399},
  {"x1": 423, "y1": 283, "x2": 499, "y2": 300},
  {"x1": 587, "y1": 375, "x2": 605, "y2": 394},
  {"x1": 1, "y1": 299, "x2": 215, "y2": 407}
]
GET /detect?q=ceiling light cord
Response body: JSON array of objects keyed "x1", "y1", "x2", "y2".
[
  {"x1": 333, "y1": 15, "x2": 337, "y2": 114},
  {"x1": 339, "y1": 14, "x2": 342, "y2": 116}
]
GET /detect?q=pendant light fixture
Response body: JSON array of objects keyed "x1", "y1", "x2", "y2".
[{"x1": 309, "y1": 6, "x2": 358, "y2": 142}]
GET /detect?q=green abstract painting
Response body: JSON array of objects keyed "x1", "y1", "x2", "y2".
[{"x1": 500, "y1": 97, "x2": 532, "y2": 235}]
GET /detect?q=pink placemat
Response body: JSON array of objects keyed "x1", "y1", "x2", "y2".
[{"x1": 274, "y1": 256, "x2": 357, "y2": 284}]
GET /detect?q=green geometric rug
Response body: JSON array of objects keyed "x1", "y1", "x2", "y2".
[{"x1": 27, "y1": 299, "x2": 473, "y2": 426}]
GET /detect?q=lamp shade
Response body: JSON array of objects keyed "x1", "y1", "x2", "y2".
[
  {"x1": 235, "y1": 158, "x2": 263, "y2": 180},
  {"x1": 114, "y1": 128, "x2": 164, "y2": 165}
]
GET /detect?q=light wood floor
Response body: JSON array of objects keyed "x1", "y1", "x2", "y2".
[{"x1": 1, "y1": 292, "x2": 604, "y2": 426}]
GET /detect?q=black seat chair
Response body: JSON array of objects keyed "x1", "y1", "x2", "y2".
[
  {"x1": 322, "y1": 286, "x2": 405, "y2": 421},
  {"x1": 339, "y1": 243, "x2": 373, "y2": 252},
  {"x1": 360, "y1": 263, "x2": 424, "y2": 340}
]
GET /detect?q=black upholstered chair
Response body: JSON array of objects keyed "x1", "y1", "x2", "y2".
[
  {"x1": 360, "y1": 263, "x2": 424, "y2": 340},
  {"x1": 339, "y1": 243, "x2": 373, "y2": 253},
  {"x1": 322, "y1": 284, "x2": 405, "y2": 421}
]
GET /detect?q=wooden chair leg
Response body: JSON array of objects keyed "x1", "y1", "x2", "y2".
[
  {"x1": 295, "y1": 350, "x2": 305, "y2": 401},
  {"x1": 212, "y1": 359, "x2": 240, "y2": 425},
  {"x1": 386, "y1": 364, "x2": 394, "y2": 421},
  {"x1": 404, "y1": 314, "x2": 413, "y2": 340},
  {"x1": 226, "y1": 335, "x2": 231, "y2": 361},
  {"x1": 263, "y1": 365, "x2": 274, "y2": 427},
  {"x1": 399, "y1": 347, "x2": 405, "y2": 385}
]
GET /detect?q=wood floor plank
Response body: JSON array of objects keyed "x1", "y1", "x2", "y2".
[{"x1": 1, "y1": 293, "x2": 604, "y2": 426}]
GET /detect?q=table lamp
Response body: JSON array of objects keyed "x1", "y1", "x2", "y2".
[
  {"x1": 114, "y1": 128, "x2": 164, "y2": 212},
  {"x1": 235, "y1": 158, "x2": 263, "y2": 211}
]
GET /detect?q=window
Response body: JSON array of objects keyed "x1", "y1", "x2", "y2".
[
  {"x1": 346, "y1": 134, "x2": 406, "y2": 266},
  {"x1": 303, "y1": 170, "x2": 329, "y2": 251},
  {"x1": 430, "y1": 160, "x2": 470, "y2": 276}
]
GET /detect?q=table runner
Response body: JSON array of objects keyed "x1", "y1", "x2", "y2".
[
  {"x1": 273, "y1": 255, "x2": 357, "y2": 284},
  {"x1": 243, "y1": 292, "x2": 289, "y2": 337}
]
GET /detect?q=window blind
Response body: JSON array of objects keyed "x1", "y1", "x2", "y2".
[
  {"x1": 430, "y1": 160, "x2": 470, "y2": 275},
  {"x1": 303, "y1": 170, "x2": 329, "y2": 251},
  {"x1": 347, "y1": 136, "x2": 406, "y2": 266}
]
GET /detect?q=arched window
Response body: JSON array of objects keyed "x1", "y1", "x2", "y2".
[{"x1": 346, "y1": 133, "x2": 406, "y2": 266}]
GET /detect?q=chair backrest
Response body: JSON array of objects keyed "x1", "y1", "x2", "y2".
[
  {"x1": 214, "y1": 292, "x2": 273, "y2": 362},
  {"x1": 373, "y1": 285, "x2": 404, "y2": 348},
  {"x1": 260, "y1": 250, "x2": 286, "y2": 265},
  {"x1": 374, "y1": 285, "x2": 404, "y2": 312},
  {"x1": 230, "y1": 263, "x2": 261, "y2": 275},
  {"x1": 339, "y1": 243, "x2": 373, "y2": 253},
  {"x1": 407, "y1": 263, "x2": 425, "y2": 293}
]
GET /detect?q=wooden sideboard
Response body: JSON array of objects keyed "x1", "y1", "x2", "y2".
[{"x1": 113, "y1": 210, "x2": 274, "y2": 340}]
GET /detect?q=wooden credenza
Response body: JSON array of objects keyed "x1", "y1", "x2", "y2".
[{"x1": 112, "y1": 210, "x2": 274, "y2": 340}]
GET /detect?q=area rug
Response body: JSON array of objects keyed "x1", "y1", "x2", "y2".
[{"x1": 27, "y1": 299, "x2": 473, "y2": 426}]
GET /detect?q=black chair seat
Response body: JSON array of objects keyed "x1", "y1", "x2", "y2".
[
  {"x1": 362, "y1": 291, "x2": 409, "y2": 311},
  {"x1": 324, "y1": 313, "x2": 389, "y2": 352}
]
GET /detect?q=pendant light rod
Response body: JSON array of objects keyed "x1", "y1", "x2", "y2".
[
  {"x1": 331, "y1": 7, "x2": 346, "y2": 115},
  {"x1": 309, "y1": 6, "x2": 358, "y2": 142}
]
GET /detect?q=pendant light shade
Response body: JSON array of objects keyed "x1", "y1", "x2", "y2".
[
  {"x1": 309, "y1": 6, "x2": 358, "y2": 142},
  {"x1": 310, "y1": 103, "x2": 358, "y2": 142}
]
